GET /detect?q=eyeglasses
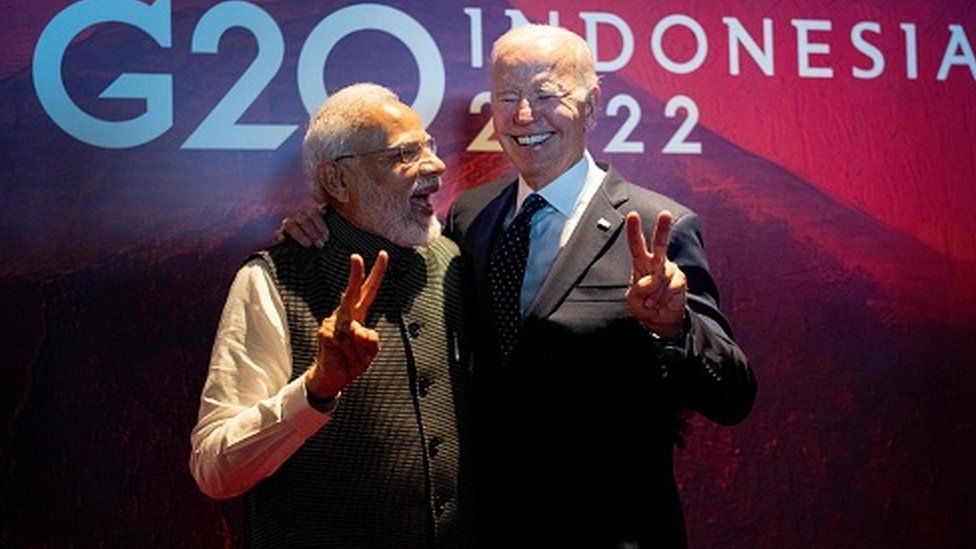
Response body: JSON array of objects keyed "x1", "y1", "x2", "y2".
[
  {"x1": 494, "y1": 89, "x2": 574, "y2": 109},
  {"x1": 332, "y1": 137, "x2": 437, "y2": 166}
]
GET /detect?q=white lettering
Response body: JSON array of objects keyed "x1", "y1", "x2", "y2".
[
  {"x1": 464, "y1": 7, "x2": 483, "y2": 69},
  {"x1": 793, "y1": 19, "x2": 833, "y2": 78},
  {"x1": 580, "y1": 12, "x2": 634, "y2": 73},
  {"x1": 937, "y1": 24, "x2": 976, "y2": 81},
  {"x1": 182, "y1": 2, "x2": 296, "y2": 150},
  {"x1": 852, "y1": 21, "x2": 884, "y2": 79},
  {"x1": 901, "y1": 23, "x2": 918, "y2": 80},
  {"x1": 32, "y1": 0, "x2": 172, "y2": 148},
  {"x1": 604, "y1": 94, "x2": 644, "y2": 153},
  {"x1": 651, "y1": 14, "x2": 708, "y2": 74},
  {"x1": 724, "y1": 17, "x2": 774, "y2": 76},
  {"x1": 297, "y1": 4, "x2": 445, "y2": 126}
]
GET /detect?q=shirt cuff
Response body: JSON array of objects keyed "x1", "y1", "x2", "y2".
[
  {"x1": 305, "y1": 383, "x2": 341, "y2": 414},
  {"x1": 644, "y1": 314, "x2": 693, "y2": 380},
  {"x1": 280, "y1": 376, "x2": 333, "y2": 437},
  {"x1": 643, "y1": 314, "x2": 691, "y2": 353}
]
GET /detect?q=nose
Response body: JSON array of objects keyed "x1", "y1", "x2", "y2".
[
  {"x1": 515, "y1": 97, "x2": 534, "y2": 125},
  {"x1": 418, "y1": 149, "x2": 445, "y2": 176}
]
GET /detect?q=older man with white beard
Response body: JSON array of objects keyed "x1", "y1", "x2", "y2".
[{"x1": 190, "y1": 83, "x2": 475, "y2": 548}]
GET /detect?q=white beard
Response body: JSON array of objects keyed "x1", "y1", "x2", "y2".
[{"x1": 356, "y1": 177, "x2": 441, "y2": 248}]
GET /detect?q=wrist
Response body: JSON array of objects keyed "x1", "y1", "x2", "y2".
[
  {"x1": 304, "y1": 366, "x2": 339, "y2": 401},
  {"x1": 643, "y1": 315, "x2": 692, "y2": 374},
  {"x1": 304, "y1": 372, "x2": 339, "y2": 414},
  {"x1": 641, "y1": 316, "x2": 687, "y2": 341}
]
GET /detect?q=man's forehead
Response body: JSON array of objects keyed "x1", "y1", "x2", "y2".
[
  {"x1": 360, "y1": 100, "x2": 423, "y2": 144},
  {"x1": 493, "y1": 45, "x2": 575, "y2": 83},
  {"x1": 493, "y1": 62, "x2": 572, "y2": 90}
]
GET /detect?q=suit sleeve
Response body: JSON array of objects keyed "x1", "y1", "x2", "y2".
[{"x1": 655, "y1": 212, "x2": 756, "y2": 425}]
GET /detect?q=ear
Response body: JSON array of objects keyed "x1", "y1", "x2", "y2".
[
  {"x1": 582, "y1": 85, "x2": 601, "y2": 127},
  {"x1": 319, "y1": 161, "x2": 350, "y2": 203}
]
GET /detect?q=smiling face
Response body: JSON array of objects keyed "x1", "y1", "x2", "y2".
[
  {"x1": 338, "y1": 101, "x2": 445, "y2": 247},
  {"x1": 491, "y1": 29, "x2": 599, "y2": 190}
]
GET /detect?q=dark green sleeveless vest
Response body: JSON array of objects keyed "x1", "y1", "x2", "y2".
[{"x1": 244, "y1": 210, "x2": 474, "y2": 548}]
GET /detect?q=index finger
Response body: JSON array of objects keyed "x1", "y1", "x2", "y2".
[
  {"x1": 626, "y1": 212, "x2": 655, "y2": 276},
  {"x1": 354, "y1": 250, "x2": 388, "y2": 320},
  {"x1": 337, "y1": 254, "x2": 365, "y2": 328},
  {"x1": 650, "y1": 210, "x2": 673, "y2": 268}
]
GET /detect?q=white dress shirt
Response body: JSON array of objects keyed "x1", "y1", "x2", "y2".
[
  {"x1": 189, "y1": 260, "x2": 332, "y2": 500},
  {"x1": 512, "y1": 150, "x2": 606, "y2": 313}
]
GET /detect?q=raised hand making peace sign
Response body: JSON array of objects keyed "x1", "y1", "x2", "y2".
[
  {"x1": 304, "y1": 251, "x2": 389, "y2": 400},
  {"x1": 625, "y1": 210, "x2": 688, "y2": 338}
]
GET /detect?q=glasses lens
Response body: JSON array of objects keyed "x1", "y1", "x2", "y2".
[
  {"x1": 399, "y1": 144, "x2": 420, "y2": 164},
  {"x1": 400, "y1": 138, "x2": 437, "y2": 164}
]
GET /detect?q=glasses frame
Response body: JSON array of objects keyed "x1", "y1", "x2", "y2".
[
  {"x1": 493, "y1": 89, "x2": 574, "y2": 109},
  {"x1": 332, "y1": 136, "x2": 437, "y2": 165}
]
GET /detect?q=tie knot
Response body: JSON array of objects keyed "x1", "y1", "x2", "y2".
[{"x1": 516, "y1": 193, "x2": 547, "y2": 222}]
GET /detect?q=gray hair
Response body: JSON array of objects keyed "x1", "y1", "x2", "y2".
[
  {"x1": 303, "y1": 83, "x2": 400, "y2": 202},
  {"x1": 491, "y1": 25, "x2": 599, "y2": 92}
]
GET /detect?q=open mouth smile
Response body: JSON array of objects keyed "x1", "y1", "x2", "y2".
[
  {"x1": 410, "y1": 179, "x2": 440, "y2": 215},
  {"x1": 512, "y1": 132, "x2": 554, "y2": 146}
]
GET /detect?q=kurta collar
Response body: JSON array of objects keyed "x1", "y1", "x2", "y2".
[{"x1": 324, "y1": 208, "x2": 420, "y2": 269}]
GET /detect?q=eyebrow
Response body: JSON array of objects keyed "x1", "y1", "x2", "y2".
[
  {"x1": 494, "y1": 85, "x2": 565, "y2": 97},
  {"x1": 537, "y1": 80, "x2": 570, "y2": 92},
  {"x1": 389, "y1": 135, "x2": 428, "y2": 148},
  {"x1": 410, "y1": 134, "x2": 430, "y2": 143}
]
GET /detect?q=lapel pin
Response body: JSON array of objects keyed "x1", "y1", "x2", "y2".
[{"x1": 596, "y1": 217, "x2": 612, "y2": 231}]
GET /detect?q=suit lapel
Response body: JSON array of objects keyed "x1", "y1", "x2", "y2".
[{"x1": 527, "y1": 167, "x2": 630, "y2": 320}]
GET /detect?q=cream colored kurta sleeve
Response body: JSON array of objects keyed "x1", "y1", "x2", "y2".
[{"x1": 189, "y1": 260, "x2": 332, "y2": 500}]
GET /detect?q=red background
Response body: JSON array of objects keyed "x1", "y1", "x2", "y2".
[{"x1": 1, "y1": 1, "x2": 974, "y2": 546}]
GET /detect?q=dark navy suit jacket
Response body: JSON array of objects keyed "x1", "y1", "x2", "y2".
[{"x1": 446, "y1": 165, "x2": 756, "y2": 548}]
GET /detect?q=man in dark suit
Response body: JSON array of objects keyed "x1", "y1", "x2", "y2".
[
  {"x1": 282, "y1": 25, "x2": 755, "y2": 549},
  {"x1": 444, "y1": 25, "x2": 755, "y2": 548}
]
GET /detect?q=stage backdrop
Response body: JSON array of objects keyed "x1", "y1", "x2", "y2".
[{"x1": 2, "y1": 1, "x2": 975, "y2": 546}]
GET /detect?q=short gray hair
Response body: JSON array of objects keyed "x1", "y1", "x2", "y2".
[
  {"x1": 491, "y1": 25, "x2": 599, "y2": 92},
  {"x1": 303, "y1": 83, "x2": 400, "y2": 202}
]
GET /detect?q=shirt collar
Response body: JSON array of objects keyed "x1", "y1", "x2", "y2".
[{"x1": 516, "y1": 150, "x2": 597, "y2": 217}]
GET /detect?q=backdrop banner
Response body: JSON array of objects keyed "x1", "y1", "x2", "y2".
[{"x1": 2, "y1": 1, "x2": 974, "y2": 546}]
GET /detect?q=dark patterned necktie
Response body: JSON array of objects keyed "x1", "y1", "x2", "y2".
[{"x1": 487, "y1": 193, "x2": 548, "y2": 366}]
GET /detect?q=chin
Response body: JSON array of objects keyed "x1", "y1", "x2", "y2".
[
  {"x1": 388, "y1": 215, "x2": 441, "y2": 248},
  {"x1": 506, "y1": 154, "x2": 548, "y2": 181}
]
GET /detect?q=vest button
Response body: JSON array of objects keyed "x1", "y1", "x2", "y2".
[
  {"x1": 408, "y1": 321, "x2": 422, "y2": 338},
  {"x1": 428, "y1": 436, "x2": 441, "y2": 458},
  {"x1": 434, "y1": 496, "x2": 450, "y2": 518},
  {"x1": 418, "y1": 375, "x2": 430, "y2": 397}
]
